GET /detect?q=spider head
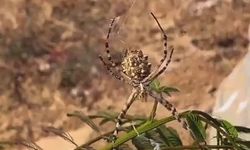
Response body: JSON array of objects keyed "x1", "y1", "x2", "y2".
[{"x1": 121, "y1": 50, "x2": 151, "y2": 81}]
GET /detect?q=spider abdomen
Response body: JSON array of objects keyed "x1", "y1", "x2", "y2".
[{"x1": 121, "y1": 50, "x2": 151, "y2": 81}]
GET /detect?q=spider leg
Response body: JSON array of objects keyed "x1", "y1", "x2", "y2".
[
  {"x1": 147, "y1": 88, "x2": 208, "y2": 149},
  {"x1": 99, "y1": 55, "x2": 138, "y2": 89},
  {"x1": 144, "y1": 47, "x2": 174, "y2": 85},
  {"x1": 142, "y1": 12, "x2": 171, "y2": 83},
  {"x1": 147, "y1": 89, "x2": 189, "y2": 130},
  {"x1": 99, "y1": 55, "x2": 126, "y2": 81},
  {"x1": 112, "y1": 88, "x2": 139, "y2": 139},
  {"x1": 142, "y1": 47, "x2": 174, "y2": 85},
  {"x1": 150, "y1": 12, "x2": 168, "y2": 67},
  {"x1": 105, "y1": 18, "x2": 116, "y2": 67},
  {"x1": 149, "y1": 91, "x2": 208, "y2": 149}
]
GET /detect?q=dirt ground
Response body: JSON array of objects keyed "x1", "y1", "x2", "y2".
[{"x1": 0, "y1": 0, "x2": 250, "y2": 149}]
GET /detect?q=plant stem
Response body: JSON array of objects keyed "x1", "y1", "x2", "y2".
[
  {"x1": 101, "y1": 114, "x2": 179, "y2": 150},
  {"x1": 101, "y1": 110, "x2": 241, "y2": 150},
  {"x1": 149, "y1": 100, "x2": 158, "y2": 121},
  {"x1": 78, "y1": 110, "x2": 240, "y2": 150},
  {"x1": 75, "y1": 130, "x2": 114, "y2": 150},
  {"x1": 192, "y1": 110, "x2": 239, "y2": 149}
]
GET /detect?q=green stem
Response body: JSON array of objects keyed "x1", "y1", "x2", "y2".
[
  {"x1": 149, "y1": 100, "x2": 158, "y2": 121},
  {"x1": 76, "y1": 110, "x2": 239, "y2": 150},
  {"x1": 101, "y1": 110, "x2": 240, "y2": 150},
  {"x1": 75, "y1": 130, "x2": 113, "y2": 150},
  {"x1": 101, "y1": 112, "x2": 186, "y2": 150},
  {"x1": 192, "y1": 110, "x2": 239, "y2": 149}
]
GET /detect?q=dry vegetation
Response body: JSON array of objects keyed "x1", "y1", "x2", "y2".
[{"x1": 0, "y1": 0, "x2": 250, "y2": 149}]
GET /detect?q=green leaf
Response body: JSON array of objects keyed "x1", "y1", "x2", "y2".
[
  {"x1": 191, "y1": 110, "x2": 221, "y2": 127},
  {"x1": 117, "y1": 144, "x2": 133, "y2": 150},
  {"x1": 157, "y1": 126, "x2": 182, "y2": 147},
  {"x1": 236, "y1": 140, "x2": 250, "y2": 150},
  {"x1": 186, "y1": 112, "x2": 206, "y2": 143},
  {"x1": 96, "y1": 111, "x2": 117, "y2": 120},
  {"x1": 220, "y1": 120, "x2": 238, "y2": 139},
  {"x1": 235, "y1": 126, "x2": 250, "y2": 134},
  {"x1": 132, "y1": 135, "x2": 156, "y2": 150},
  {"x1": 238, "y1": 144, "x2": 250, "y2": 150},
  {"x1": 191, "y1": 110, "x2": 240, "y2": 149},
  {"x1": 102, "y1": 117, "x2": 177, "y2": 150},
  {"x1": 160, "y1": 86, "x2": 180, "y2": 96},
  {"x1": 149, "y1": 80, "x2": 161, "y2": 93},
  {"x1": 88, "y1": 111, "x2": 118, "y2": 123},
  {"x1": 99, "y1": 118, "x2": 112, "y2": 125},
  {"x1": 145, "y1": 129, "x2": 166, "y2": 146},
  {"x1": 149, "y1": 80, "x2": 179, "y2": 96},
  {"x1": 67, "y1": 111, "x2": 100, "y2": 133}
]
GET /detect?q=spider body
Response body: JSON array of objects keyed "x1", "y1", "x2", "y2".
[
  {"x1": 99, "y1": 12, "x2": 192, "y2": 148},
  {"x1": 121, "y1": 50, "x2": 151, "y2": 82}
]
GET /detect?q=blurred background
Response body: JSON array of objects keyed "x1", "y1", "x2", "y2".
[{"x1": 0, "y1": 0, "x2": 250, "y2": 149}]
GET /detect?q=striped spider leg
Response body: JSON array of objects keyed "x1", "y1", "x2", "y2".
[
  {"x1": 142, "y1": 12, "x2": 173, "y2": 85},
  {"x1": 99, "y1": 17, "x2": 133, "y2": 85},
  {"x1": 141, "y1": 13, "x2": 204, "y2": 146},
  {"x1": 99, "y1": 17, "x2": 144, "y2": 142},
  {"x1": 141, "y1": 12, "x2": 191, "y2": 136},
  {"x1": 112, "y1": 88, "x2": 139, "y2": 137}
]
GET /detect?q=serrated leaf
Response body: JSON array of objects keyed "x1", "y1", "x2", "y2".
[
  {"x1": 152, "y1": 80, "x2": 161, "y2": 88},
  {"x1": 220, "y1": 120, "x2": 238, "y2": 139},
  {"x1": 67, "y1": 111, "x2": 100, "y2": 133},
  {"x1": 117, "y1": 144, "x2": 133, "y2": 150},
  {"x1": 43, "y1": 127, "x2": 78, "y2": 147},
  {"x1": 157, "y1": 126, "x2": 182, "y2": 147},
  {"x1": 16, "y1": 140, "x2": 43, "y2": 150},
  {"x1": 238, "y1": 144, "x2": 250, "y2": 150},
  {"x1": 88, "y1": 111, "x2": 118, "y2": 124},
  {"x1": 235, "y1": 126, "x2": 250, "y2": 134},
  {"x1": 99, "y1": 118, "x2": 112, "y2": 125},
  {"x1": 97, "y1": 111, "x2": 117, "y2": 120},
  {"x1": 149, "y1": 80, "x2": 161, "y2": 93},
  {"x1": 145, "y1": 129, "x2": 165, "y2": 145},
  {"x1": 132, "y1": 135, "x2": 156, "y2": 150},
  {"x1": 236, "y1": 140, "x2": 250, "y2": 150},
  {"x1": 96, "y1": 111, "x2": 114, "y2": 117},
  {"x1": 161, "y1": 87, "x2": 180, "y2": 93},
  {"x1": 186, "y1": 113, "x2": 206, "y2": 143},
  {"x1": 98, "y1": 111, "x2": 118, "y2": 123},
  {"x1": 149, "y1": 80, "x2": 179, "y2": 96},
  {"x1": 191, "y1": 110, "x2": 221, "y2": 127},
  {"x1": 160, "y1": 86, "x2": 180, "y2": 96}
]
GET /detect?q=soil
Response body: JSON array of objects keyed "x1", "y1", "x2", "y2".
[{"x1": 0, "y1": 0, "x2": 249, "y2": 149}]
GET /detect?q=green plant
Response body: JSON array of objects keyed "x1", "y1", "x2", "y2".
[
  {"x1": 64, "y1": 80, "x2": 250, "y2": 150},
  {"x1": 1, "y1": 80, "x2": 250, "y2": 150}
]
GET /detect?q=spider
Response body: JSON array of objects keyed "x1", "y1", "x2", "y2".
[{"x1": 99, "y1": 12, "x2": 189, "y2": 143}]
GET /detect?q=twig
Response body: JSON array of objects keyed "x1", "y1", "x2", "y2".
[
  {"x1": 43, "y1": 126, "x2": 78, "y2": 148},
  {"x1": 149, "y1": 100, "x2": 158, "y2": 121},
  {"x1": 75, "y1": 130, "x2": 113, "y2": 150}
]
